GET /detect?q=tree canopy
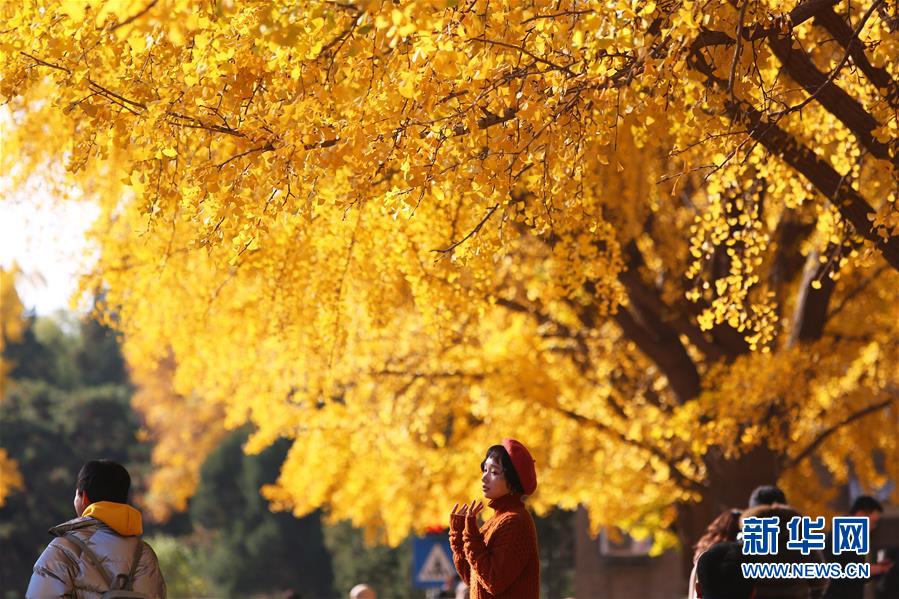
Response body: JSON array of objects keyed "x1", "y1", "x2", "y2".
[{"x1": 1, "y1": 0, "x2": 897, "y2": 550}]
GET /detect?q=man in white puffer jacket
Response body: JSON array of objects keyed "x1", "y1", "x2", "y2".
[{"x1": 26, "y1": 460, "x2": 166, "y2": 598}]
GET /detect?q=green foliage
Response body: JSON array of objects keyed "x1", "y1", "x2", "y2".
[
  {"x1": 324, "y1": 522, "x2": 414, "y2": 599},
  {"x1": 5, "y1": 312, "x2": 128, "y2": 389},
  {"x1": 144, "y1": 534, "x2": 219, "y2": 598},
  {"x1": 4, "y1": 316, "x2": 63, "y2": 387},
  {"x1": 189, "y1": 430, "x2": 334, "y2": 597},
  {"x1": 74, "y1": 313, "x2": 129, "y2": 387}
]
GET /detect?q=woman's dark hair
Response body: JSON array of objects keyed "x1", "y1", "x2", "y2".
[
  {"x1": 481, "y1": 445, "x2": 524, "y2": 494},
  {"x1": 694, "y1": 509, "x2": 742, "y2": 562},
  {"x1": 76, "y1": 460, "x2": 130, "y2": 503}
]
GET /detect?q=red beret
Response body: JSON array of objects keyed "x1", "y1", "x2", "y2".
[{"x1": 502, "y1": 438, "x2": 537, "y2": 495}]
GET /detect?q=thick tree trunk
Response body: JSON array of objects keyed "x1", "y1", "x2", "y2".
[{"x1": 675, "y1": 445, "x2": 781, "y2": 577}]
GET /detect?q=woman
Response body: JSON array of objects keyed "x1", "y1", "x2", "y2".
[
  {"x1": 449, "y1": 439, "x2": 539, "y2": 599},
  {"x1": 695, "y1": 509, "x2": 742, "y2": 562},
  {"x1": 688, "y1": 508, "x2": 742, "y2": 599}
]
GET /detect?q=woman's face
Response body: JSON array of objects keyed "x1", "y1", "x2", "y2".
[{"x1": 481, "y1": 456, "x2": 511, "y2": 499}]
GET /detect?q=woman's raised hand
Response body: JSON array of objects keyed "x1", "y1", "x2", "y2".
[
  {"x1": 451, "y1": 503, "x2": 469, "y2": 518},
  {"x1": 468, "y1": 499, "x2": 484, "y2": 519}
]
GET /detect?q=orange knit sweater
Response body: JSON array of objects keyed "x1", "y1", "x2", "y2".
[{"x1": 449, "y1": 494, "x2": 540, "y2": 599}]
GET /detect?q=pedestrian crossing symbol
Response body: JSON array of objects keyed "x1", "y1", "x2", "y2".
[
  {"x1": 412, "y1": 536, "x2": 455, "y2": 588},
  {"x1": 417, "y1": 544, "x2": 454, "y2": 583}
]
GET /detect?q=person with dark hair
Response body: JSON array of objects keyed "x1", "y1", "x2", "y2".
[
  {"x1": 695, "y1": 541, "x2": 755, "y2": 599},
  {"x1": 26, "y1": 460, "x2": 166, "y2": 598},
  {"x1": 695, "y1": 509, "x2": 743, "y2": 562},
  {"x1": 824, "y1": 495, "x2": 893, "y2": 599},
  {"x1": 448, "y1": 439, "x2": 539, "y2": 599},
  {"x1": 688, "y1": 509, "x2": 743, "y2": 598},
  {"x1": 848, "y1": 495, "x2": 884, "y2": 516},
  {"x1": 749, "y1": 485, "x2": 788, "y2": 508}
]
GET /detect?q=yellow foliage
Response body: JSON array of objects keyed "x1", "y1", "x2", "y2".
[
  {"x1": 0, "y1": 448, "x2": 24, "y2": 507},
  {"x1": 128, "y1": 354, "x2": 227, "y2": 521},
  {"x1": 1, "y1": 266, "x2": 26, "y2": 397},
  {"x1": 0, "y1": 269, "x2": 25, "y2": 505}
]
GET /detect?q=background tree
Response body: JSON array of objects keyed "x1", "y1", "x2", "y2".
[
  {"x1": 1, "y1": 0, "x2": 896, "y2": 560},
  {"x1": 189, "y1": 429, "x2": 335, "y2": 597},
  {"x1": 324, "y1": 521, "x2": 415, "y2": 598},
  {"x1": 141, "y1": 534, "x2": 218, "y2": 598}
]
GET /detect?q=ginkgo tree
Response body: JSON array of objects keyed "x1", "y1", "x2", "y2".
[{"x1": 1, "y1": 0, "x2": 896, "y2": 553}]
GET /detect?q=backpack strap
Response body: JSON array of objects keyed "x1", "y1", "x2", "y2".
[
  {"x1": 124, "y1": 540, "x2": 144, "y2": 590},
  {"x1": 65, "y1": 533, "x2": 114, "y2": 589}
]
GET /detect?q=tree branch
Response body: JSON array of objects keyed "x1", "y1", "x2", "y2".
[
  {"x1": 110, "y1": 0, "x2": 159, "y2": 32},
  {"x1": 521, "y1": 9, "x2": 595, "y2": 23},
  {"x1": 795, "y1": 0, "x2": 883, "y2": 111},
  {"x1": 433, "y1": 204, "x2": 499, "y2": 254},
  {"x1": 688, "y1": 12, "x2": 899, "y2": 271},
  {"x1": 826, "y1": 264, "x2": 889, "y2": 321},
  {"x1": 784, "y1": 395, "x2": 897, "y2": 469},
  {"x1": 551, "y1": 403, "x2": 705, "y2": 492},
  {"x1": 769, "y1": 215, "x2": 816, "y2": 324},
  {"x1": 689, "y1": 0, "x2": 840, "y2": 54},
  {"x1": 791, "y1": 0, "x2": 842, "y2": 26},
  {"x1": 767, "y1": 1, "x2": 893, "y2": 164},
  {"x1": 813, "y1": 6, "x2": 899, "y2": 108},
  {"x1": 215, "y1": 142, "x2": 275, "y2": 170},
  {"x1": 788, "y1": 247, "x2": 838, "y2": 346},
  {"x1": 19, "y1": 51, "x2": 70, "y2": 73},
  {"x1": 728, "y1": 1, "x2": 749, "y2": 100},
  {"x1": 469, "y1": 36, "x2": 576, "y2": 76},
  {"x1": 613, "y1": 307, "x2": 701, "y2": 405},
  {"x1": 725, "y1": 98, "x2": 899, "y2": 270},
  {"x1": 619, "y1": 243, "x2": 729, "y2": 361}
]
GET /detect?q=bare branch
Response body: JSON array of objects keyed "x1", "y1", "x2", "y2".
[
  {"x1": 19, "y1": 51, "x2": 70, "y2": 73},
  {"x1": 814, "y1": 6, "x2": 899, "y2": 108},
  {"x1": 521, "y1": 9, "x2": 595, "y2": 23},
  {"x1": 215, "y1": 142, "x2": 275, "y2": 170},
  {"x1": 728, "y1": 1, "x2": 749, "y2": 100},
  {"x1": 470, "y1": 36, "x2": 576, "y2": 76},
  {"x1": 110, "y1": 0, "x2": 159, "y2": 32},
  {"x1": 433, "y1": 204, "x2": 499, "y2": 254},
  {"x1": 826, "y1": 264, "x2": 889, "y2": 321},
  {"x1": 773, "y1": 0, "x2": 886, "y2": 118}
]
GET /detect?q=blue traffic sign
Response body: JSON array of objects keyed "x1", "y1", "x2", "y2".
[{"x1": 412, "y1": 535, "x2": 455, "y2": 589}]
